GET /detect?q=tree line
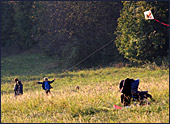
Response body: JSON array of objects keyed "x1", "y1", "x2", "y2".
[{"x1": 1, "y1": 1, "x2": 169, "y2": 68}]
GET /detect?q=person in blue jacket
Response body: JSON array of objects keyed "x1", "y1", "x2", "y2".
[
  {"x1": 14, "y1": 78, "x2": 23, "y2": 98},
  {"x1": 37, "y1": 77, "x2": 56, "y2": 95}
]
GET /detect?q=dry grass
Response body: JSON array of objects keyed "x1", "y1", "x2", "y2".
[
  {"x1": 1, "y1": 68, "x2": 169, "y2": 123},
  {"x1": 1, "y1": 54, "x2": 169, "y2": 122}
]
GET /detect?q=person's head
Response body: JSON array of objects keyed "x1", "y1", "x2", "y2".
[
  {"x1": 125, "y1": 78, "x2": 135, "y2": 83},
  {"x1": 14, "y1": 78, "x2": 18, "y2": 82},
  {"x1": 44, "y1": 77, "x2": 48, "y2": 81},
  {"x1": 17, "y1": 81, "x2": 22, "y2": 85}
]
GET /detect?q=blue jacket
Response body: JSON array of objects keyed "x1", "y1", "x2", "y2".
[
  {"x1": 37, "y1": 80, "x2": 55, "y2": 90},
  {"x1": 14, "y1": 81, "x2": 23, "y2": 95},
  {"x1": 44, "y1": 81, "x2": 50, "y2": 90}
]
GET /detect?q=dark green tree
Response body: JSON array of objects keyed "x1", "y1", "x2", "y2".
[
  {"x1": 13, "y1": 1, "x2": 34, "y2": 50},
  {"x1": 1, "y1": 1, "x2": 126, "y2": 68},
  {"x1": 1, "y1": 2, "x2": 15, "y2": 51},
  {"x1": 36, "y1": 1, "x2": 124, "y2": 68},
  {"x1": 114, "y1": 1, "x2": 169, "y2": 64},
  {"x1": 1, "y1": 1, "x2": 40, "y2": 54}
]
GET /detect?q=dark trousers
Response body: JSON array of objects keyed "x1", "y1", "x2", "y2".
[{"x1": 121, "y1": 94, "x2": 131, "y2": 106}]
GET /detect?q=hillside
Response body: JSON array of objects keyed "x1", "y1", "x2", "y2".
[{"x1": 1, "y1": 53, "x2": 169, "y2": 123}]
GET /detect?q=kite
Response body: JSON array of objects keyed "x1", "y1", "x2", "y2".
[
  {"x1": 144, "y1": 10, "x2": 169, "y2": 26},
  {"x1": 144, "y1": 10, "x2": 154, "y2": 19}
]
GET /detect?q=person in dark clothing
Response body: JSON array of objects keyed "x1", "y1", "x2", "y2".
[
  {"x1": 14, "y1": 78, "x2": 23, "y2": 98},
  {"x1": 119, "y1": 78, "x2": 135, "y2": 106},
  {"x1": 37, "y1": 77, "x2": 56, "y2": 95},
  {"x1": 119, "y1": 78, "x2": 153, "y2": 106}
]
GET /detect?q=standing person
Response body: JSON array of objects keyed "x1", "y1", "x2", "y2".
[
  {"x1": 37, "y1": 77, "x2": 56, "y2": 96},
  {"x1": 14, "y1": 78, "x2": 23, "y2": 98}
]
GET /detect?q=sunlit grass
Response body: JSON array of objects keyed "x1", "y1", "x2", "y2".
[
  {"x1": 1, "y1": 53, "x2": 169, "y2": 123},
  {"x1": 1, "y1": 67, "x2": 169, "y2": 123}
]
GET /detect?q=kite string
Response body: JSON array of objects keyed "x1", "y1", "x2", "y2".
[
  {"x1": 64, "y1": 39, "x2": 114, "y2": 72},
  {"x1": 154, "y1": 19, "x2": 169, "y2": 26}
]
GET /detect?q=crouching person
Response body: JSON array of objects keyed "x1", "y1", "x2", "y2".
[
  {"x1": 37, "y1": 77, "x2": 56, "y2": 96},
  {"x1": 14, "y1": 78, "x2": 23, "y2": 98},
  {"x1": 119, "y1": 78, "x2": 153, "y2": 106},
  {"x1": 119, "y1": 78, "x2": 135, "y2": 106}
]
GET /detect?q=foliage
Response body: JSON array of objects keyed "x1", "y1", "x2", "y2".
[
  {"x1": 1, "y1": 1, "x2": 169, "y2": 68},
  {"x1": 1, "y1": 1, "x2": 125, "y2": 67},
  {"x1": 12, "y1": 2, "x2": 34, "y2": 50},
  {"x1": 1, "y1": 1, "x2": 40, "y2": 54},
  {"x1": 114, "y1": 1, "x2": 169, "y2": 63},
  {"x1": 1, "y1": 2, "x2": 15, "y2": 50},
  {"x1": 35, "y1": 1, "x2": 124, "y2": 68}
]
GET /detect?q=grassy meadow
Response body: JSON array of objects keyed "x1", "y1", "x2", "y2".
[{"x1": 1, "y1": 53, "x2": 169, "y2": 123}]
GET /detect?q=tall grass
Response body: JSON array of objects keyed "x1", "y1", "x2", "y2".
[{"x1": 1, "y1": 54, "x2": 169, "y2": 123}]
